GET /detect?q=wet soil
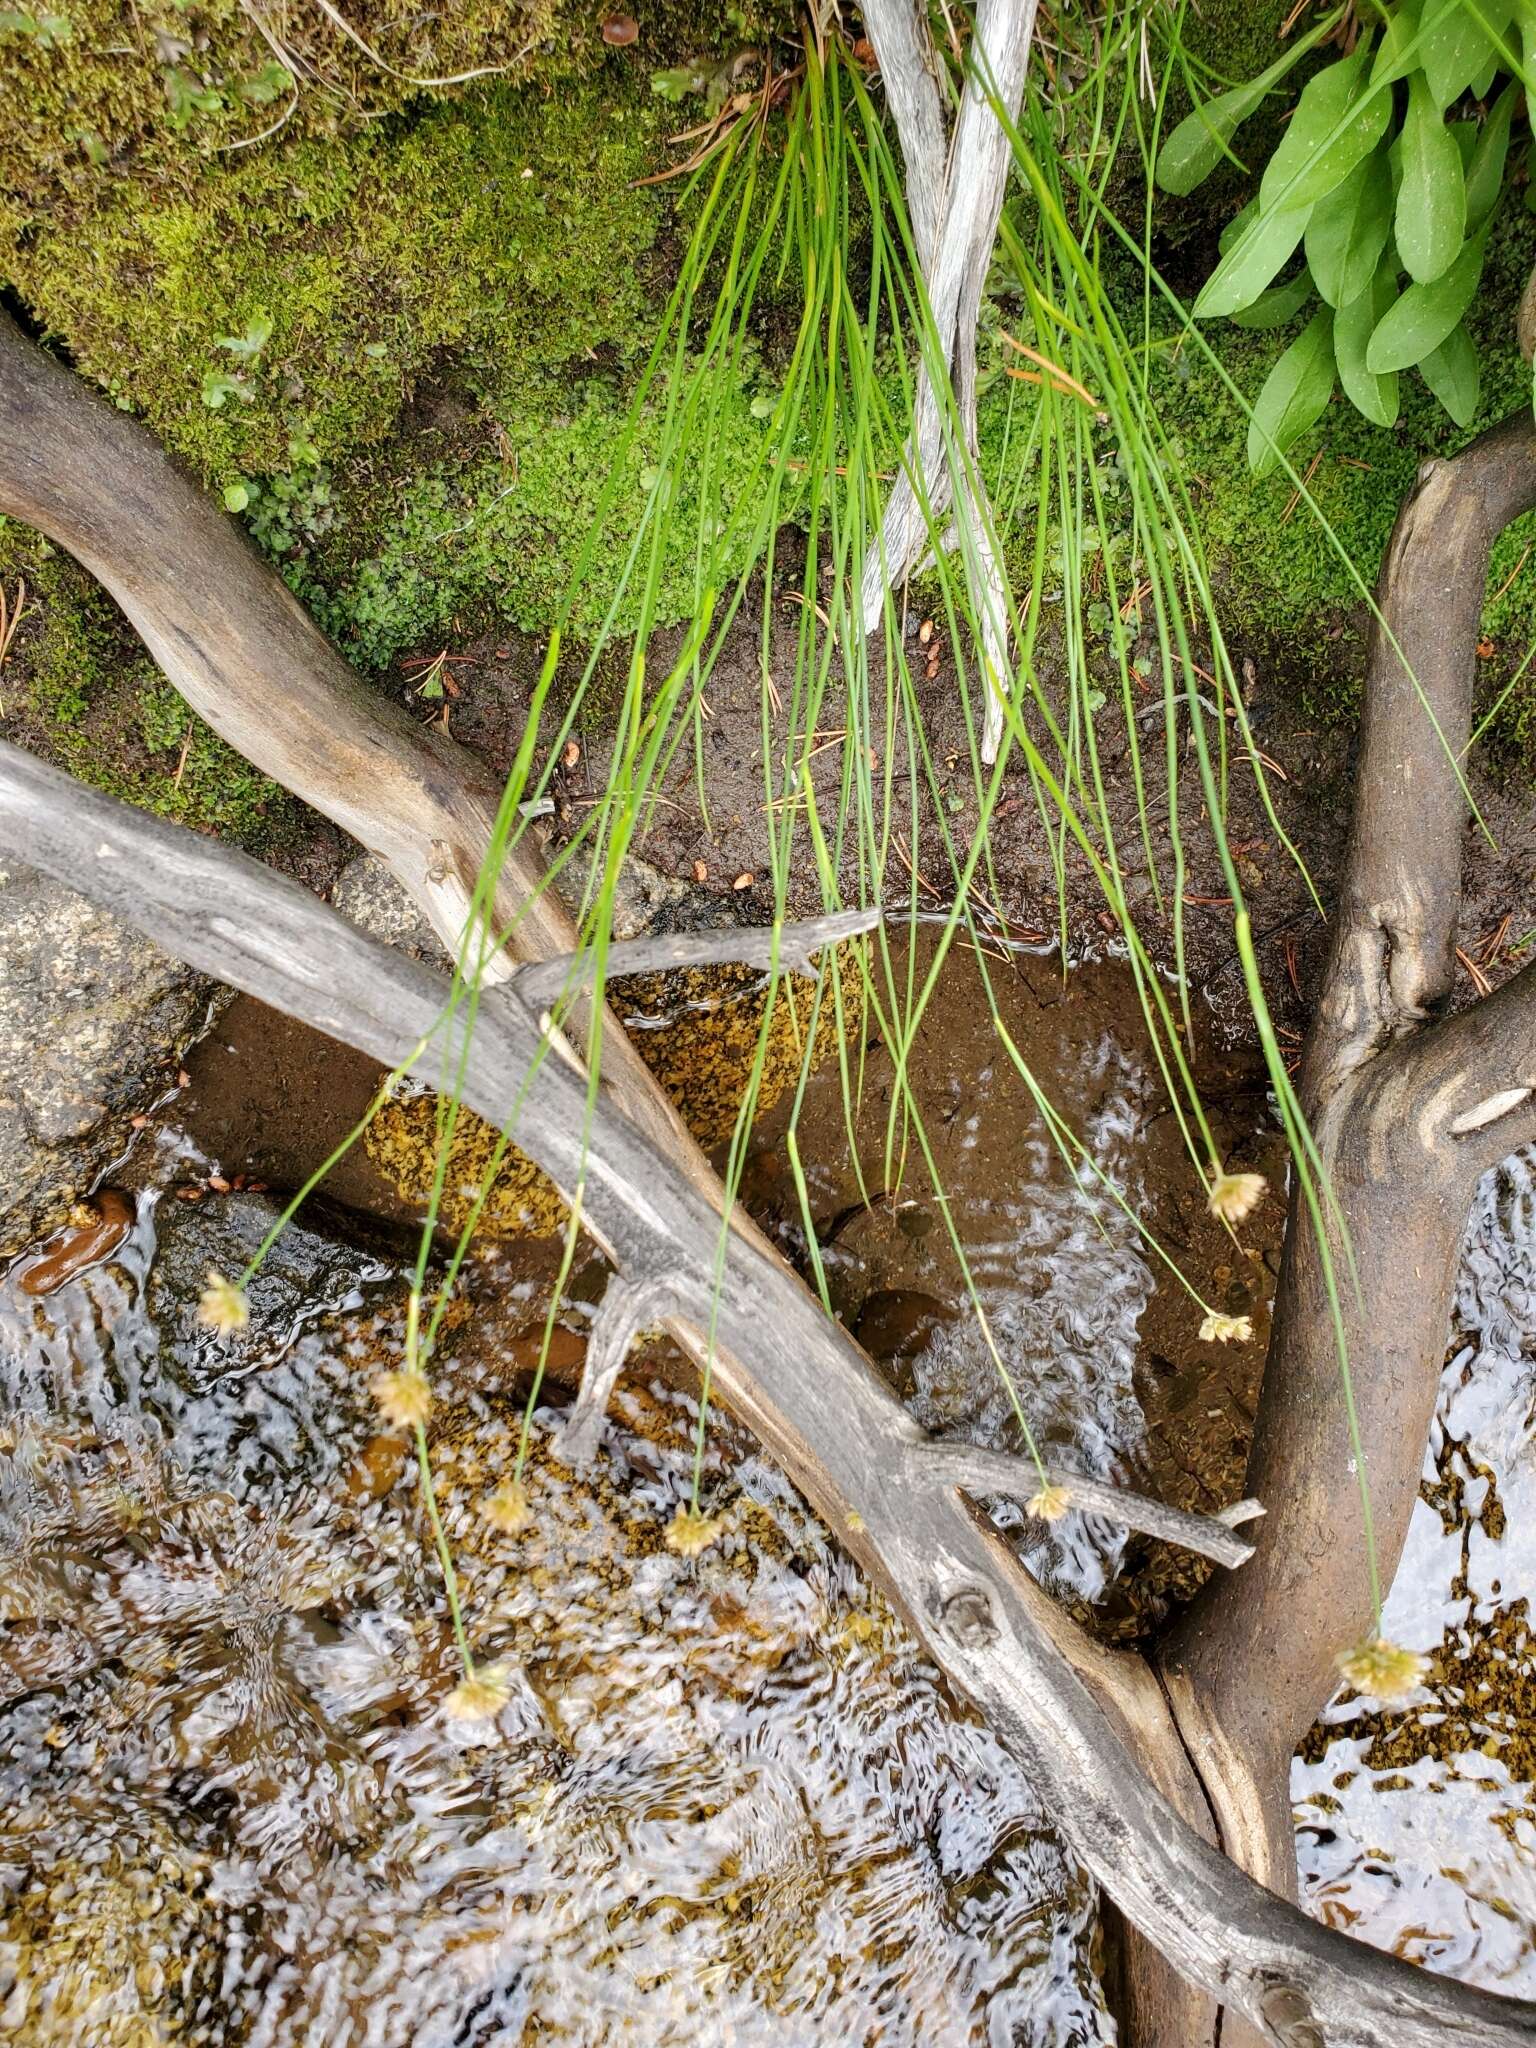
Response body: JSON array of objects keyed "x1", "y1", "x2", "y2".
[{"x1": 391, "y1": 567, "x2": 1536, "y2": 1051}]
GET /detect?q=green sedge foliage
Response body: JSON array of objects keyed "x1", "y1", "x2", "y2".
[
  {"x1": 221, "y1": 11, "x2": 1404, "y2": 1670},
  {"x1": 1160, "y1": 0, "x2": 1536, "y2": 470}
]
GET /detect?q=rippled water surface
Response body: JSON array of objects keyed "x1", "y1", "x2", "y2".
[
  {"x1": 1294, "y1": 1147, "x2": 1536, "y2": 1995},
  {"x1": 0, "y1": 1159, "x2": 1110, "y2": 2045},
  {"x1": 4, "y1": 946, "x2": 1532, "y2": 2042}
]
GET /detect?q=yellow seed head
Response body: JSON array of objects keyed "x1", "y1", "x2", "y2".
[
  {"x1": 664, "y1": 1505, "x2": 723, "y2": 1558},
  {"x1": 371, "y1": 1367, "x2": 431, "y2": 1432},
  {"x1": 442, "y1": 1666, "x2": 513, "y2": 1722},
  {"x1": 482, "y1": 1481, "x2": 531, "y2": 1537},
  {"x1": 197, "y1": 1269, "x2": 249, "y2": 1335},
  {"x1": 1207, "y1": 1170, "x2": 1266, "y2": 1226},
  {"x1": 1336, "y1": 1635, "x2": 1428, "y2": 1702},
  {"x1": 1027, "y1": 1483, "x2": 1072, "y2": 1523},
  {"x1": 1199, "y1": 1311, "x2": 1254, "y2": 1345}
]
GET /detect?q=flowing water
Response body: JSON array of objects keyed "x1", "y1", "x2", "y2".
[
  {"x1": 0, "y1": 948, "x2": 1532, "y2": 2041},
  {"x1": 1293, "y1": 1146, "x2": 1536, "y2": 1999}
]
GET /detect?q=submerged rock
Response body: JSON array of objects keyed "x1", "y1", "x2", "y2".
[{"x1": 0, "y1": 865, "x2": 210, "y2": 1261}]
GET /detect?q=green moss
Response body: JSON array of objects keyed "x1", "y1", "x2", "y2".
[
  {"x1": 11, "y1": 77, "x2": 673, "y2": 483},
  {"x1": 0, "y1": 0, "x2": 789, "y2": 253},
  {"x1": 0, "y1": 523, "x2": 297, "y2": 843},
  {"x1": 301, "y1": 357, "x2": 778, "y2": 665}
]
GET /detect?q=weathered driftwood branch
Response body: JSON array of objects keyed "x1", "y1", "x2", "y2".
[
  {"x1": 860, "y1": 0, "x2": 1034, "y2": 764},
  {"x1": 0, "y1": 314, "x2": 1197, "y2": 2019},
  {"x1": 861, "y1": 0, "x2": 950, "y2": 276},
  {"x1": 0, "y1": 311, "x2": 710, "y2": 1191},
  {"x1": 919, "y1": 1441, "x2": 1264, "y2": 1568},
  {"x1": 560, "y1": 1272, "x2": 686, "y2": 1465},
  {"x1": 511, "y1": 906, "x2": 880, "y2": 1013},
  {"x1": 8, "y1": 744, "x2": 1536, "y2": 2048},
  {"x1": 1155, "y1": 407, "x2": 1536, "y2": 2048}
]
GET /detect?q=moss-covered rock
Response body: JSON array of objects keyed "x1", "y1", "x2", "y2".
[
  {"x1": 364, "y1": 938, "x2": 868, "y2": 1237},
  {"x1": 9, "y1": 74, "x2": 670, "y2": 482},
  {"x1": 0, "y1": 524, "x2": 296, "y2": 840},
  {"x1": 0, "y1": 0, "x2": 789, "y2": 254}
]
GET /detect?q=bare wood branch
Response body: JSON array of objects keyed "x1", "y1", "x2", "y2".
[
  {"x1": 1303, "y1": 409, "x2": 1536, "y2": 1106},
  {"x1": 1385, "y1": 953, "x2": 1536, "y2": 1172},
  {"x1": 919, "y1": 1441, "x2": 1264, "y2": 1568},
  {"x1": 0, "y1": 310, "x2": 713, "y2": 1192},
  {"x1": 511, "y1": 906, "x2": 880, "y2": 1013},
  {"x1": 561, "y1": 1273, "x2": 687, "y2": 1465},
  {"x1": 1157, "y1": 409, "x2": 1536, "y2": 2044},
  {"x1": 9, "y1": 743, "x2": 1536, "y2": 2048},
  {"x1": 861, "y1": 0, "x2": 950, "y2": 277},
  {"x1": 859, "y1": 0, "x2": 1036, "y2": 618}
]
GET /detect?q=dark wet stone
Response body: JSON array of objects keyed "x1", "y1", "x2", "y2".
[
  {"x1": 0, "y1": 864, "x2": 211, "y2": 1259},
  {"x1": 854, "y1": 1288, "x2": 955, "y2": 1398}
]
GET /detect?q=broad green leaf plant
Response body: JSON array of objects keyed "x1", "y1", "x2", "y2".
[{"x1": 1160, "y1": 0, "x2": 1536, "y2": 470}]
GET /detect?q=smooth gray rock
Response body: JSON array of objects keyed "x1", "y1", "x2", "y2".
[{"x1": 0, "y1": 862, "x2": 210, "y2": 1257}]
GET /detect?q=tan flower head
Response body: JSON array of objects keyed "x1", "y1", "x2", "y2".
[
  {"x1": 371, "y1": 1367, "x2": 431, "y2": 1433},
  {"x1": 1027, "y1": 1482, "x2": 1072, "y2": 1523},
  {"x1": 482, "y1": 1481, "x2": 531, "y2": 1537},
  {"x1": 1207, "y1": 1169, "x2": 1266, "y2": 1226},
  {"x1": 1199, "y1": 1311, "x2": 1254, "y2": 1345},
  {"x1": 664, "y1": 1505, "x2": 723, "y2": 1558},
  {"x1": 1337, "y1": 1635, "x2": 1427, "y2": 1702},
  {"x1": 197, "y1": 1269, "x2": 249, "y2": 1336},
  {"x1": 443, "y1": 1665, "x2": 513, "y2": 1722}
]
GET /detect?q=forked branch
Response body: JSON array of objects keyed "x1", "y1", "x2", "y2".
[
  {"x1": 1156, "y1": 407, "x2": 1536, "y2": 2045},
  {"x1": 7, "y1": 741, "x2": 1535, "y2": 2048}
]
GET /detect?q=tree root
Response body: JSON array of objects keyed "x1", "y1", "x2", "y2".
[{"x1": 1155, "y1": 408, "x2": 1536, "y2": 2045}]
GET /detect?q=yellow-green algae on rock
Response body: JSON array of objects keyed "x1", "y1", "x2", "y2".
[{"x1": 365, "y1": 942, "x2": 868, "y2": 1236}]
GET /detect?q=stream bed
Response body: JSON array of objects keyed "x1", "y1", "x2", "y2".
[{"x1": 0, "y1": 943, "x2": 1533, "y2": 2041}]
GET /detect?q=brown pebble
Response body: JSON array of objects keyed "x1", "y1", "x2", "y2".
[
  {"x1": 508, "y1": 1323, "x2": 588, "y2": 1384},
  {"x1": 347, "y1": 1433, "x2": 409, "y2": 1502},
  {"x1": 602, "y1": 13, "x2": 638, "y2": 43},
  {"x1": 17, "y1": 1190, "x2": 135, "y2": 1297},
  {"x1": 692, "y1": 859, "x2": 708, "y2": 883}
]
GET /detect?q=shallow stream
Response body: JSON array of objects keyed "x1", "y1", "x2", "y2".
[{"x1": 1, "y1": 944, "x2": 1532, "y2": 2042}]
